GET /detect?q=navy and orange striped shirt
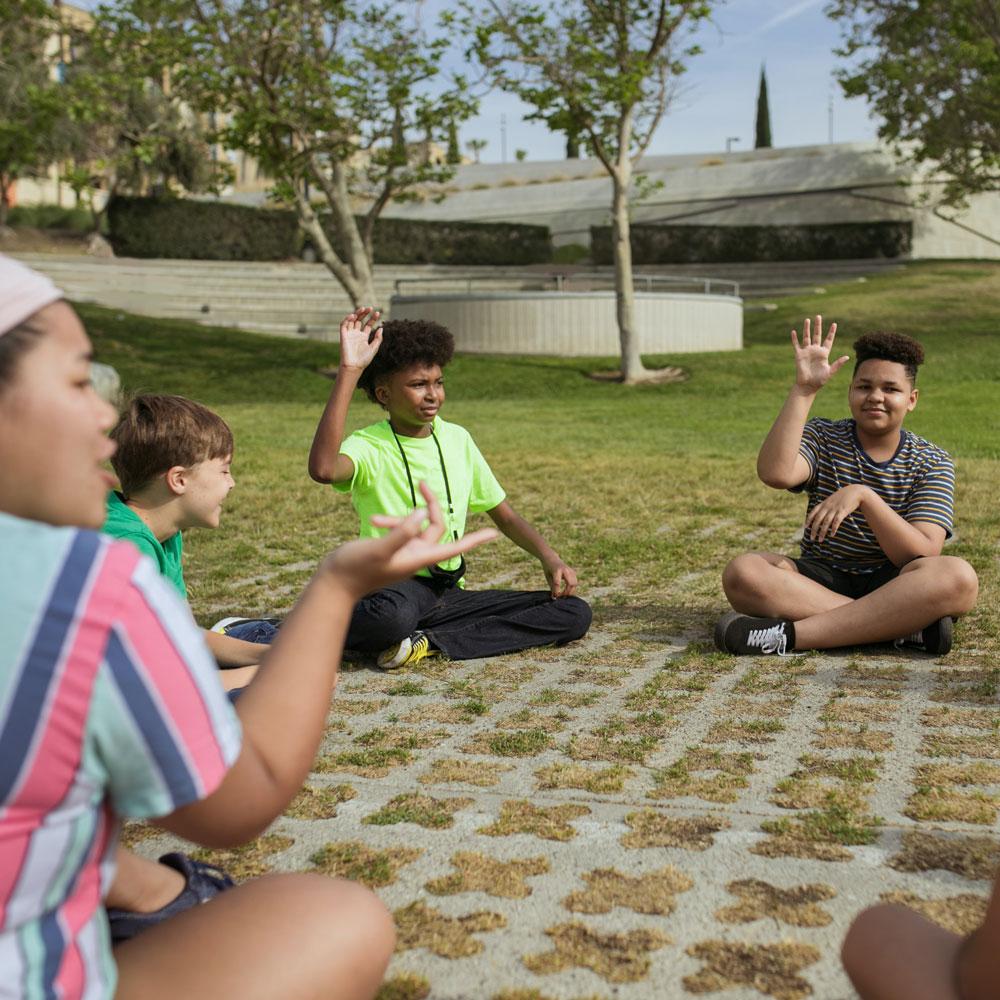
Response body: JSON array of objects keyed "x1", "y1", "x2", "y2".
[{"x1": 794, "y1": 418, "x2": 955, "y2": 572}]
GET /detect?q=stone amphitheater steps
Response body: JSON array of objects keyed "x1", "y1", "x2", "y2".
[{"x1": 13, "y1": 253, "x2": 907, "y2": 342}]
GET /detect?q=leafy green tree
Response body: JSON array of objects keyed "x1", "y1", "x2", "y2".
[
  {"x1": 0, "y1": 0, "x2": 64, "y2": 227},
  {"x1": 466, "y1": 138, "x2": 488, "y2": 163},
  {"x1": 466, "y1": 0, "x2": 714, "y2": 383},
  {"x1": 828, "y1": 0, "x2": 1000, "y2": 205},
  {"x1": 102, "y1": 0, "x2": 475, "y2": 305},
  {"x1": 754, "y1": 64, "x2": 772, "y2": 149}
]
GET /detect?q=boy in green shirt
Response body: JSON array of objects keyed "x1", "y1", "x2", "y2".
[
  {"x1": 102, "y1": 394, "x2": 268, "y2": 690},
  {"x1": 307, "y1": 308, "x2": 591, "y2": 669}
]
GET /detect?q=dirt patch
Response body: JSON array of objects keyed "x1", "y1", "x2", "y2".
[
  {"x1": 284, "y1": 783, "x2": 356, "y2": 820},
  {"x1": 419, "y1": 758, "x2": 513, "y2": 787},
  {"x1": 364, "y1": 792, "x2": 473, "y2": 829},
  {"x1": 310, "y1": 841, "x2": 421, "y2": 887},
  {"x1": 888, "y1": 830, "x2": 1000, "y2": 879},
  {"x1": 621, "y1": 810, "x2": 728, "y2": 851},
  {"x1": 425, "y1": 851, "x2": 550, "y2": 899},
  {"x1": 683, "y1": 940, "x2": 821, "y2": 999},
  {"x1": 193, "y1": 834, "x2": 294, "y2": 881},
  {"x1": 563, "y1": 865, "x2": 694, "y2": 915},
  {"x1": 479, "y1": 800, "x2": 591, "y2": 841},
  {"x1": 375, "y1": 973, "x2": 431, "y2": 1000},
  {"x1": 523, "y1": 922, "x2": 671, "y2": 983},
  {"x1": 921, "y1": 707, "x2": 1000, "y2": 730},
  {"x1": 921, "y1": 733, "x2": 1000, "y2": 759},
  {"x1": 395, "y1": 901, "x2": 505, "y2": 959},
  {"x1": 716, "y1": 880, "x2": 835, "y2": 928},
  {"x1": 811, "y1": 726, "x2": 893, "y2": 752},
  {"x1": 879, "y1": 890, "x2": 989, "y2": 935},
  {"x1": 535, "y1": 762, "x2": 633, "y2": 793}
]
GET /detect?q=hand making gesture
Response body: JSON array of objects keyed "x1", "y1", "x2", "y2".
[
  {"x1": 792, "y1": 315, "x2": 850, "y2": 392},
  {"x1": 338, "y1": 305, "x2": 383, "y2": 372}
]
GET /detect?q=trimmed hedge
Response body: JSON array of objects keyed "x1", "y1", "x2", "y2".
[
  {"x1": 107, "y1": 195, "x2": 552, "y2": 264},
  {"x1": 107, "y1": 197, "x2": 299, "y2": 260},
  {"x1": 590, "y1": 220, "x2": 913, "y2": 264}
]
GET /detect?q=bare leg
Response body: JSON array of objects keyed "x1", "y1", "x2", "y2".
[
  {"x1": 722, "y1": 552, "x2": 851, "y2": 618},
  {"x1": 115, "y1": 873, "x2": 395, "y2": 1000},
  {"x1": 842, "y1": 904, "x2": 961, "y2": 1000},
  {"x1": 106, "y1": 848, "x2": 184, "y2": 913},
  {"x1": 795, "y1": 556, "x2": 978, "y2": 650}
]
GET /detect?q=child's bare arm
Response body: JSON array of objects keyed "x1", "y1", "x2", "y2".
[
  {"x1": 307, "y1": 308, "x2": 381, "y2": 484},
  {"x1": 487, "y1": 500, "x2": 578, "y2": 597},
  {"x1": 203, "y1": 628, "x2": 268, "y2": 667},
  {"x1": 757, "y1": 316, "x2": 849, "y2": 489}
]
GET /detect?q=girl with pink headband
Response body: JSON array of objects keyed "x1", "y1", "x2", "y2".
[{"x1": 0, "y1": 255, "x2": 496, "y2": 999}]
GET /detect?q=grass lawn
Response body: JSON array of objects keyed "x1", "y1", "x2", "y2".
[{"x1": 80, "y1": 260, "x2": 1000, "y2": 653}]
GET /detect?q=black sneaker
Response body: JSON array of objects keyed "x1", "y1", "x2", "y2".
[
  {"x1": 894, "y1": 616, "x2": 953, "y2": 656},
  {"x1": 714, "y1": 613, "x2": 797, "y2": 655},
  {"x1": 106, "y1": 852, "x2": 236, "y2": 944}
]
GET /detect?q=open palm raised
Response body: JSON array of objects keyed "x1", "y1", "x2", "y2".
[
  {"x1": 339, "y1": 306, "x2": 383, "y2": 370},
  {"x1": 792, "y1": 315, "x2": 850, "y2": 391}
]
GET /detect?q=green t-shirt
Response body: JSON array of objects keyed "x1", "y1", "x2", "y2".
[
  {"x1": 334, "y1": 417, "x2": 506, "y2": 583},
  {"x1": 102, "y1": 491, "x2": 187, "y2": 598}
]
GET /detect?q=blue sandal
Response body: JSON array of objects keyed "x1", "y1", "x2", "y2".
[{"x1": 107, "y1": 852, "x2": 236, "y2": 944}]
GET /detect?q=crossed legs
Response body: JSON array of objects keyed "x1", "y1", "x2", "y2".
[{"x1": 722, "y1": 552, "x2": 978, "y2": 650}]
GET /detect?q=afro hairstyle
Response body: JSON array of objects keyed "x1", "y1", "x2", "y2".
[
  {"x1": 357, "y1": 318, "x2": 455, "y2": 404},
  {"x1": 852, "y1": 331, "x2": 925, "y2": 384}
]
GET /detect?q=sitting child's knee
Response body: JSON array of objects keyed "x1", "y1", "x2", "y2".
[
  {"x1": 558, "y1": 596, "x2": 592, "y2": 641},
  {"x1": 721, "y1": 554, "x2": 760, "y2": 598},
  {"x1": 933, "y1": 556, "x2": 979, "y2": 612}
]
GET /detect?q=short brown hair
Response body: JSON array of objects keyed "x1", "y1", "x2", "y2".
[
  {"x1": 357, "y1": 318, "x2": 454, "y2": 404},
  {"x1": 111, "y1": 394, "x2": 233, "y2": 496}
]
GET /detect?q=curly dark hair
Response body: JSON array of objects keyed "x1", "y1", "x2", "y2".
[
  {"x1": 357, "y1": 318, "x2": 455, "y2": 404},
  {"x1": 853, "y1": 331, "x2": 925, "y2": 383}
]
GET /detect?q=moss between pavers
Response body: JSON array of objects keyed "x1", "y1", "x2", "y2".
[
  {"x1": 523, "y1": 922, "x2": 671, "y2": 983},
  {"x1": 683, "y1": 940, "x2": 821, "y2": 999},
  {"x1": 479, "y1": 800, "x2": 590, "y2": 841},
  {"x1": 283, "y1": 782, "x2": 356, "y2": 820},
  {"x1": 310, "y1": 841, "x2": 421, "y2": 887},
  {"x1": 193, "y1": 834, "x2": 293, "y2": 881},
  {"x1": 716, "y1": 879, "x2": 835, "y2": 928},
  {"x1": 363, "y1": 792, "x2": 473, "y2": 829},
  {"x1": 562, "y1": 865, "x2": 693, "y2": 915},
  {"x1": 394, "y1": 900, "x2": 506, "y2": 958},
  {"x1": 425, "y1": 851, "x2": 550, "y2": 899}
]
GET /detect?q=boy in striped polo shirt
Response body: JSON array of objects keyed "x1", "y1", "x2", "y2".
[{"x1": 715, "y1": 317, "x2": 978, "y2": 656}]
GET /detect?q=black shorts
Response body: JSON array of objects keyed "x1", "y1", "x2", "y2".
[{"x1": 792, "y1": 557, "x2": 901, "y2": 599}]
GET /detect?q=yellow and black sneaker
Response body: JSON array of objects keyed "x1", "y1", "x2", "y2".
[{"x1": 376, "y1": 631, "x2": 437, "y2": 671}]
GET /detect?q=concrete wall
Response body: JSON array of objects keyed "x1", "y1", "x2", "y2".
[{"x1": 389, "y1": 291, "x2": 743, "y2": 357}]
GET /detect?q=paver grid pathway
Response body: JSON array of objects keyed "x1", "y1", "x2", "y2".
[{"x1": 128, "y1": 617, "x2": 999, "y2": 1000}]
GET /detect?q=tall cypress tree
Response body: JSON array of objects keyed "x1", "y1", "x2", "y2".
[
  {"x1": 446, "y1": 120, "x2": 461, "y2": 164},
  {"x1": 755, "y1": 65, "x2": 772, "y2": 149}
]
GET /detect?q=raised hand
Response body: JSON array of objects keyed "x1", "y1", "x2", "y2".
[
  {"x1": 323, "y1": 482, "x2": 498, "y2": 600},
  {"x1": 792, "y1": 315, "x2": 850, "y2": 392},
  {"x1": 338, "y1": 306, "x2": 383, "y2": 371}
]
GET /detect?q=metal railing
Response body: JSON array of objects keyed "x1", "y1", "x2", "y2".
[{"x1": 394, "y1": 272, "x2": 740, "y2": 298}]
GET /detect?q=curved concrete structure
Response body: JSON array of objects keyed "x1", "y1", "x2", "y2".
[{"x1": 389, "y1": 290, "x2": 743, "y2": 356}]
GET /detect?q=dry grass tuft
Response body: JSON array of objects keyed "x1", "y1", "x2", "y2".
[
  {"x1": 310, "y1": 841, "x2": 421, "y2": 887},
  {"x1": 879, "y1": 890, "x2": 989, "y2": 935},
  {"x1": 921, "y1": 733, "x2": 1000, "y2": 759},
  {"x1": 811, "y1": 726, "x2": 893, "y2": 752},
  {"x1": 193, "y1": 834, "x2": 294, "y2": 881},
  {"x1": 563, "y1": 865, "x2": 693, "y2": 915},
  {"x1": 716, "y1": 879, "x2": 835, "y2": 927},
  {"x1": 888, "y1": 830, "x2": 1000, "y2": 879},
  {"x1": 364, "y1": 792, "x2": 473, "y2": 829},
  {"x1": 479, "y1": 800, "x2": 590, "y2": 841},
  {"x1": 684, "y1": 940, "x2": 821, "y2": 999},
  {"x1": 621, "y1": 810, "x2": 728, "y2": 851},
  {"x1": 284, "y1": 782, "x2": 356, "y2": 820},
  {"x1": 921, "y1": 707, "x2": 1000, "y2": 730},
  {"x1": 425, "y1": 851, "x2": 550, "y2": 899},
  {"x1": 375, "y1": 973, "x2": 431, "y2": 1000},
  {"x1": 394, "y1": 900, "x2": 506, "y2": 958},
  {"x1": 535, "y1": 762, "x2": 633, "y2": 793},
  {"x1": 419, "y1": 758, "x2": 513, "y2": 787},
  {"x1": 523, "y1": 922, "x2": 671, "y2": 983},
  {"x1": 650, "y1": 749, "x2": 756, "y2": 804}
]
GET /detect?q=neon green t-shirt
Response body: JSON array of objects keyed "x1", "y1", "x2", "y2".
[
  {"x1": 334, "y1": 417, "x2": 506, "y2": 583},
  {"x1": 101, "y1": 491, "x2": 187, "y2": 598}
]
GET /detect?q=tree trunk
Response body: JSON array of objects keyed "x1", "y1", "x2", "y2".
[
  {"x1": 0, "y1": 175, "x2": 10, "y2": 228},
  {"x1": 610, "y1": 168, "x2": 645, "y2": 383}
]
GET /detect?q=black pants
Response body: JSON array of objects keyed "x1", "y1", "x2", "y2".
[{"x1": 345, "y1": 577, "x2": 592, "y2": 660}]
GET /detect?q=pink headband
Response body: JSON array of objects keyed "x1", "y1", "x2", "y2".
[{"x1": 0, "y1": 255, "x2": 63, "y2": 336}]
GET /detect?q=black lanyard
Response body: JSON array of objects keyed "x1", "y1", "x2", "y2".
[{"x1": 388, "y1": 421, "x2": 458, "y2": 540}]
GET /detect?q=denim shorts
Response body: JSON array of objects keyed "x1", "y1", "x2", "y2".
[{"x1": 792, "y1": 557, "x2": 901, "y2": 599}]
